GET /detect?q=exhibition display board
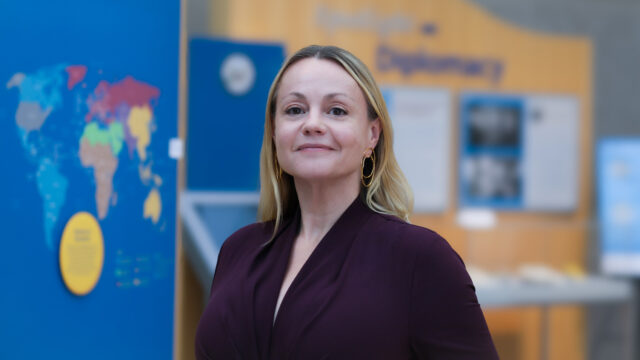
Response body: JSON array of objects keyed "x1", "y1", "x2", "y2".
[{"x1": 0, "y1": 1, "x2": 180, "y2": 358}]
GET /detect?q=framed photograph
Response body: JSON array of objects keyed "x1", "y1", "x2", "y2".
[{"x1": 459, "y1": 94, "x2": 524, "y2": 208}]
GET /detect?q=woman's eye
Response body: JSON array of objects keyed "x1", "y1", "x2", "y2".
[
  {"x1": 285, "y1": 107, "x2": 304, "y2": 115},
  {"x1": 329, "y1": 107, "x2": 347, "y2": 116}
]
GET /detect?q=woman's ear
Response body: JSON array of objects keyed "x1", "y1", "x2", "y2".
[{"x1": 369, "y1": 118, "x2": 381, "y2": 149}]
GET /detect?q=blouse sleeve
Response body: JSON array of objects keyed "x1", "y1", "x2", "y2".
[
  {"x1": 408, "y1": 231, "x2": 499, "y2": 359},
  {"x1": 207, "y1": 239, "x2": 230, "y2": 297}
]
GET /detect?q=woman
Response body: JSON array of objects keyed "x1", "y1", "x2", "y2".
[{"x1": 195, "y1": 45, "x2": 498, "y2": 359}]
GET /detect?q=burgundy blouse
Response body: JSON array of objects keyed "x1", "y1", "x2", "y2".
[{"x1": 195, "y1": 197, "x2": 498, "y2": 359}]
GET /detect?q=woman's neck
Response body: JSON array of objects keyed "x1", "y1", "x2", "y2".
[{"x1": 293, "y1": 173, "x2": 360, "y2": 245}]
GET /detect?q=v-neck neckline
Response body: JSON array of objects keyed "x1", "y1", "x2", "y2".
[
  {"x1": 249, "y1": 195, "x2": 374, "y2": 359},
  {"x1": 271, "y1": 196, "x2": 371, "y2": 326}
]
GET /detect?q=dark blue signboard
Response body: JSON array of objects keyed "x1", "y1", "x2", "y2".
[{"x1": 188, "y1": 38, "x2": 285, "y2": 190}]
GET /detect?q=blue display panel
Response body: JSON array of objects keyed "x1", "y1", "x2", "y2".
[
  {"x1": 187, "y1": 38, "x2": 285, "y2": 190},
  {"x1": 598, "y1": 138, "x2": 640, "y2": 276},
  {"x1": 0, "y1": 1, "x2": 179, "y2": 358}
]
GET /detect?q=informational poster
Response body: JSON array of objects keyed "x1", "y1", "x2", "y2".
[
  {"x1": 459, "y1": 92, "x2": 579, "y2": 211},
  {"x1": 383, "y1": 87, "x2": 451, "y2": 212},
  {"x1": 598, "y1": 139, "x2": 640, "y2": 276},
  {"x1": 524, "y1": 96, "x2": 579, "y2": 210}
]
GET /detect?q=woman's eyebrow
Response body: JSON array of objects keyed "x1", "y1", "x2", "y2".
[
  {"x1": 282, "y1": 92, "x2": 306, "y2": 100},
  {"x1": 324, "y1": 92, "x2": 354, "y2": 102},
  {"x1": 281, "y1": 92, "x2": 354, "y2": 103}
]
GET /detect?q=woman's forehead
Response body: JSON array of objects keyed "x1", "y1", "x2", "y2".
[{"x1": 277, "y1": 58, "x2": 363, "y2": 101}]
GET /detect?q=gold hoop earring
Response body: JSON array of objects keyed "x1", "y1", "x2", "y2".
[{"x1": 361, "y1": 149, "x2": 375, "y2": 188}]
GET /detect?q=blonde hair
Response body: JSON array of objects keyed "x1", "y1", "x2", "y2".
[{"x1": 258, "y1": 45, "x2": 413, "y2": 234}]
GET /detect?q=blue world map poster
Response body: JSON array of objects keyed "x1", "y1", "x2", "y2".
[{"x1": 0, "y1": 1, "x2": 180, "y2": 358}]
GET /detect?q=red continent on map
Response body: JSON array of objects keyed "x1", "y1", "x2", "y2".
[
  {"x1": 65, "y1": 65, "x2": 87, "y2": 90},
  {"x1": 85, "y1": 76, "x2": 160, "y2": 123}
]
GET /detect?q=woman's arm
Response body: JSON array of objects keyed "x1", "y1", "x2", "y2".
[{"x1": 408, "y1": 232, "x2": 499, "y2": 359}]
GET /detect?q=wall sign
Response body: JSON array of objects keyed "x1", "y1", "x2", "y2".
[
  {"x1": 188, "y1": 38, "x2": 285, "y2": 190},
  {"x1": 377, "y1": 44, "x2": 503, "y2": 83},
  {"x1": 60, "y1": 212, "x2": 104, "y2": 296},
  {"x1": 314, "y1": 4, "x2": 505, "y2": 84}
]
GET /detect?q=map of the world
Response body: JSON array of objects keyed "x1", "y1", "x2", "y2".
[
  {"x1": 0, "y1": 0, "x2": 179, "y2": 358},
  {"x1": 7, "y1": 64, "x2": 165, "y2": 250}
]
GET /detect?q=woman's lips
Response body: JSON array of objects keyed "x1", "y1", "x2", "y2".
[{"x1": 297, "y1": 144, "x2": 333, "y2": 151}]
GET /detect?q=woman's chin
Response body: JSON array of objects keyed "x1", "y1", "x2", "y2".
[{"x1": 288, "y1": 169, "x2": 356, "y2": 184}]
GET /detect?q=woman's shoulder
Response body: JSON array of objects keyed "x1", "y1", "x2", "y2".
[
  {"x1": 218, "y1": 221, "x2": 275, "y2": 258},
  {"x1": 231, "y1": 220, "x2": 274, "y2": 239},
  {"x1": 367, "y1": 211, "x2": 459, "y2": 262}
]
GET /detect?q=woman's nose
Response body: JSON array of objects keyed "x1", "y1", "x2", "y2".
[{"x1": 302, "y1": 110, "x2": 326, "y2": 135}]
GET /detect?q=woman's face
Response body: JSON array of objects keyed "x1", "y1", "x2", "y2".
[{"x1": 273, "y1": 58, "x2": 380, "y2": 184}]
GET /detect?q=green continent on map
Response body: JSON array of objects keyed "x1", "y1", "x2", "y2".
[
  {"x1": 79, "y1": 139, "x2": 119, "y2": 220},
  {"x1": 80, "y1": 122, "x2": 125, "y2": 156}
]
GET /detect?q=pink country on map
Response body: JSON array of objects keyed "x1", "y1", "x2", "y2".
[{"x1": 65, "y1": 65, "x2": 87, "y2": 90}]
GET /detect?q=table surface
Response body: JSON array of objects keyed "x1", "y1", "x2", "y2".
[{"x1": 476, "y1": 276, "x2": 634, "y2": 308}]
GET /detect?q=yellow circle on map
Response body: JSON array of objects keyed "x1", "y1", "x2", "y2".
[{"x1": 59, "y1": 212, "x2": 104, "y2": 296}]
